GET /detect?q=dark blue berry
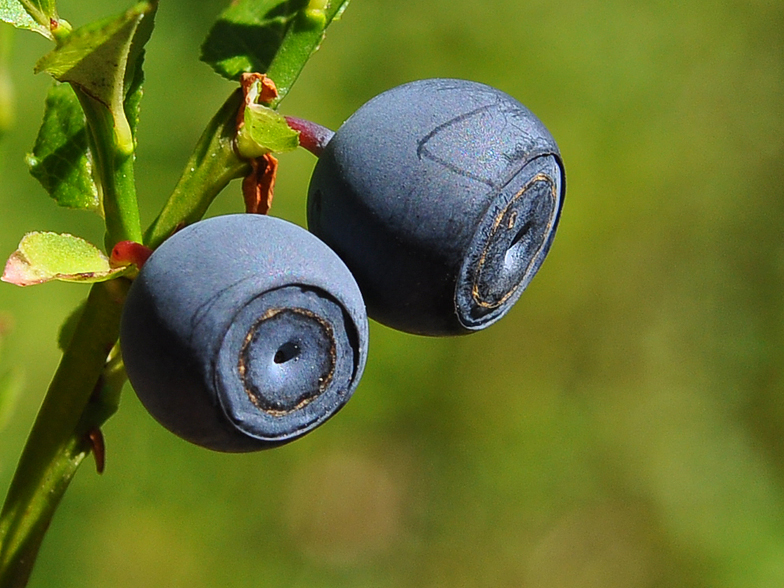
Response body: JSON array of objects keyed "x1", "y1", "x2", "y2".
[
  {"x1": 307, "y1": 79, "x2": 565, "y2": 336},
  {"x1": 120, "y1": 214, "x2": 368, "y2": 451}
]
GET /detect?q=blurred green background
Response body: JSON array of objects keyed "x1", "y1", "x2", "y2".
[{"x1": 1, "y1": 0, "x2": 783, "y2": 586}]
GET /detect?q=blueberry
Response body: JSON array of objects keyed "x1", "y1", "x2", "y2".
[
  {"x1": 120, "y1": 214, "x2": 368, "y2": 451},
  {"x1": 307, "y1": 79, "x2": 565, "y2": 336}
]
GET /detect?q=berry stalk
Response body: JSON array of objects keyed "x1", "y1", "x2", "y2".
[{"x1": 285, "y1": 116, "x2": 334, "y2": 157}]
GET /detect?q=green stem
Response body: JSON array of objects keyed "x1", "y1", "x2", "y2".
[
  {"x1": 145, "y1": 1, "x2": 350, "y2": 248},
  {"x1": 266, "y1": 0, "x2": 350, "y2": 106},
  {"x1": 144, "y1": 90, "x2": 249, "y2": 249},
  {"x1": 88, "y1": 344, "x2": 128, "y2": 425},
  {"x1": 73, "y1": 88, "x2": 143, "y2": 250},
  {"x1": 0, "y1": 279, "x2": 129, "y2": 588}
]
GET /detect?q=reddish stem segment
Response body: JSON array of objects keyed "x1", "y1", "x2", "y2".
[
  {"x1": 285, "y1": 116, "x2": 335, "y2": 157},
  {"x1": 110, "y1": 241, "x2": 153, "y2": 269},
  {"x1": 86, "y1": 428, "x2": 105, "y2": 474}
]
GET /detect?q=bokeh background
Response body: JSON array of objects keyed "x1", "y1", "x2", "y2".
[{"x1": 1, "y1": 0, "x2": 783, "y2": 586}]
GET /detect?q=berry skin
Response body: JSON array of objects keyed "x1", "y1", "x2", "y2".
[
  {"x1": 307, "y1": 79, "x2": 565, "y2": 336},
  {"x1": 120, "y1": 214, "x2": 368, "y2": 451}
]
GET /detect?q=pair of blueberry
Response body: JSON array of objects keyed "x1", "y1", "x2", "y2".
[{"x1": 121, "y1": 79, "x2": 565, "y2": 451}]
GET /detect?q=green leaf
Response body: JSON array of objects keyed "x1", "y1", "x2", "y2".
[
  {"x1": 0, "y1": 0, "x2": 63, "y2": 39},
  {"x1": 26, "y1": 0, "x2": 54, "y2": 18},
  {"x1": 201, "y1": 0, "x2": 349, "y2": 96},
  {"x1": 26, "y1": 83, "x2": 99, "y2": 213},
  {"x1": 201, "y1": 0, "x2": 306, "y2": 81},
  {"x1": 1, "y1": 232, "x2": 129, "y2": 286},
  {"x1": 34, "y1": 0, "x2": 157, "y2": 154},
  {"x1": 237, "y1": 102, "x2": 299, "y2": 158},
  {"x1": 0, "y1": 1, "x2": 42, "y2": 34},
  {"x1": 264, "y1": 0, "x2": 349, "y2": 103},
  {"x1": 124, "y1": 48, "x2": 144, "y2": 140}
]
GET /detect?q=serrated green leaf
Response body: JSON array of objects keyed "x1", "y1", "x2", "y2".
[
  {"x1": 0, "y1": 0, "x2": 53, "y2": 39},
  {"x1": 0, "y1": 1, "x2": 43, "y2": 35},
  {"x1": 26, "y1": 83, "x2": 99, "y2": 212},
  {"x1": 34, "y1": 1, "x2": 157, "y2": 154},
  {"x1": 237, "y1": 103, "x2": 299, "y2": 158},
  {"x1": 1, "y1": 232, "x2": 129, "y2": 286}
]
